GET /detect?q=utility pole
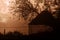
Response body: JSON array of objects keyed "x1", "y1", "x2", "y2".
[
  {"x1": 3, "y1": 28, "x2": 6, "y2": 40},
  {"x1": 4, "y1": 29, "x2": 6, "y2": 35}
]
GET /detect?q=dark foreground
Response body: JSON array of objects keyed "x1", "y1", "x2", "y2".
[{"x1": 0, "y1": 31, "x2": 56, "y2": 40}]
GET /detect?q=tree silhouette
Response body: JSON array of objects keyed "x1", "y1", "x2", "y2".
[
  {"x1": 12, "y1": 0, "x2": 42, "y2": 21},
  {"x1": 11, "y1": 0, "x2": 60, "y2": 22}
]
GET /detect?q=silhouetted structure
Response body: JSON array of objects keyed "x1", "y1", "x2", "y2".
[
  {"x1": 29, "y1": 9, "x2": 57, "y2": 36},
  {"x1": 29, "y1": 9, "x2": 56, "y2": 27}
]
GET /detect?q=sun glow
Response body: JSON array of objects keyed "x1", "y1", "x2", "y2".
[
  {"x1": 0, "y1": 0, "x2": 10, "y2": 14},
  {"x1": 0, "y1": 0, "x2": 10, "y2": 23}
]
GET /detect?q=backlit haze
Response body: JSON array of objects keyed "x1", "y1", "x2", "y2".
[
  {"x1": 0, "y1": 0, "x2": 56, "y2": 35},
  {"x1": 0, "y1": 0, "x2": 29, "y2": 35}
]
